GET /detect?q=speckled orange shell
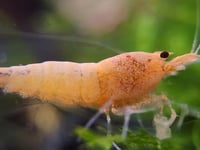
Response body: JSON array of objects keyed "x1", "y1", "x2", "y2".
[{"x1": 96, "y1": 52, "x2": 166, "y2": 108}]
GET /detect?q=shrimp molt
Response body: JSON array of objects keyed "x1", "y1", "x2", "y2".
[{"x1": 0, "y1": 48, "x2": 199, "y2": 139}]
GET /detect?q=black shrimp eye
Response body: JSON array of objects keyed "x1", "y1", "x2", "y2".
[{"x1": 160, "y1": 51, "x2": 169, "y2": 58}]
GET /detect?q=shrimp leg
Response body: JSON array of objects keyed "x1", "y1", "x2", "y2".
[
  {"x1": 85, "y1": 99, "x2": 113, "y2": 129},
  {"x1": 152, "y1": 95, "x2": 176, "y2": 139},
  {"x1": 111, "y1": 94, "x2": 176, "y2": 139},
  {"x1": 136, "y1": 114, "x2": 145, "y2": 128},
  {"x1": 105, "y1": 110, "x2": 112, "y2": 135},
  {"x1": 176, "y1": 103, "x2": 189, "y2": 129},
  {"x1": 121, "y1": 106, "x2": 132, "y2": 139}
]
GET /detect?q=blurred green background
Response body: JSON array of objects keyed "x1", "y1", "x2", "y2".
[{"x1": 0, "y1": 0, "x2": 199, "y2": 149}]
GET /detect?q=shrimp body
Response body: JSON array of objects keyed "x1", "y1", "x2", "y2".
[{"x1": 0, "y1": 51, "x2": 199, "y2": 110}]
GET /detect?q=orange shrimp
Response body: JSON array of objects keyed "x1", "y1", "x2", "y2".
[
  {"x1": 0, "y1": 51, "x2": 198, "y2": 107},
  {"x1": 0, "y1": 46, "x2": 199, "y2": 139}
]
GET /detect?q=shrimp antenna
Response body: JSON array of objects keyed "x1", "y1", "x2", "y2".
[
  {"x1": 0, "y1": 31, "x2": 122, "y2": 54},
  {"x1": 191, "y1": 0, "x2": 200, "y2": 53}
]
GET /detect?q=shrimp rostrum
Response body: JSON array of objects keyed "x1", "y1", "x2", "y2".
[{"x1": 0, "y1": 46, "x2": 199, "y2": 139}]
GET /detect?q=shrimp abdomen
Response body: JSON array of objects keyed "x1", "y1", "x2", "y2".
[{"x1": 0, "y1": 62, "x2": 100, "y2": 108}]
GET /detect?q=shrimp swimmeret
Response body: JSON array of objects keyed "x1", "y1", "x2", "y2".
[{"x1": 0, "y1": 45, "x2": 199, "y2": 139}]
